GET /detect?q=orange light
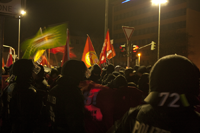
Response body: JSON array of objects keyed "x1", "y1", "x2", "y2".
[{"x1": 138, "y1": 53, "x2": 141, "y2": 56}]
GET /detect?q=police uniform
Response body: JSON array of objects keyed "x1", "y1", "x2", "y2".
[{"x1": 110, "y1": 55, "x2": 200, "y2": 133}]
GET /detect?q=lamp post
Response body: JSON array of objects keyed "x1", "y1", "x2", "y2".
[
  {"x1": 151, "y1": 0, "x2": 167, "y2": 60},
  {"x1": 18, "y1": 10, "x2": 26, "y2": 59}
]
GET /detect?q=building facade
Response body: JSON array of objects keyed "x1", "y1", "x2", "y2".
[{"x1": 111, "y1": 0, "x2": 200, "y2": 68}]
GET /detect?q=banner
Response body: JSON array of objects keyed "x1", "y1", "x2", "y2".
[
  {"x1": 22, "y1": 23, "x2": 67, "y2": 59},
  {"x1": 82, "y1": 35, "x2": 99, "y2": 68},
  {"x1": 99, "y1": 30, "x2": 116, "y2": 64}
]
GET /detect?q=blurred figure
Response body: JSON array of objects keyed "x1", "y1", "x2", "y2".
[
  {"x1": 0, "y1": 59, "x2": 42, "y2": 133},
  {"x1": 46, "y1": 60, "x2": 87, "y2": 133},
  {"x1": 99, "y1": 66, "x2": 107, "y2": 83},
  {"x1": 115, "y1": 65, "x2": 121, "y2": 72},
  {"x1": 113, "y1": 75, "x2": 128, "y2": 89},
  {"x1": 110, "y1": 55, "x2": 200, "y2": 133},
  {"x1": 138, "y1": 73, "x2": 149, "y2": 98},
  {"x1": 47, "y1": 68, "x2": 60, "y2": 89},
  {"x1": 31, "y1": 65, "x2": 50, "y2": 131},
  {"x1": 102, "y1": 64, "x2": 114, "y2": 84},
  {"x1": 88, "y1": 64, "x2": 101, "y2": 84},
  {"x1": 124, "y1": 67, "x2": 135, "y2": 83},
  {"x1": 137, "y1": 65, "x2": 147, "y2": 77},
  {"x1": 132, "y1": 65, "x2": 140, "y2": 85},
  {"x1": 146, "y1": 65, "x2": 152, "y2": 73},
  {"x1": 113, "y1": 75, "x2": 143, "y2": 122},
  {"x1": 33, "y1": 65, "x2": 49, "y2": 91}
]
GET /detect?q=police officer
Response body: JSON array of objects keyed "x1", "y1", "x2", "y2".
[
  {"x1": 110, "y1": 55, "x2": 200, "y2": 133},
  {"x1": 47, "y1": 60, "x2": 87, "y2": 133}
]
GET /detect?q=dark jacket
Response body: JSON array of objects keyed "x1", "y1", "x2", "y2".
[
  {"x1": 47, "y1": 76, "x2": 86, "y2": 133},
  {"x1": 111, "y1": 104, "x2": 200, "y2": 133}
]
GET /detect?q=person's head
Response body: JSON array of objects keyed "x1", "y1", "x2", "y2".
[
  {"x1": 62, "y1": 60, "x2": 87, "y2": 83},
  {"x1": 138, "y1": 73, "x2": 149, "y2": 93},
  {"x1": 115, "y1": 65, "x2": 121, "y2": 72},
  {"x1": 137, "y1": 66, "x2": 147, "y2": 77},
  {"x1": 113, "y1": 75, "x2": 128, "y2": 89},
  {"x1": 133, "y1": 65, "x2": 139, "y2": 72},
  {"x1": 12, "y1": 59, "x2": 41, "y2": 83},
  {"x1": 106, "y1": 64, "x2": 114, "y2": 74},
  {"x1": 144, "y1": 55, "x2": 200, "y2": 107},
  {"x1": 125, "y1": 68, "x2": 134, "y2": 79},
  {"x1": 35, "y1": 65, "x2": 45, "y2": 82},
  {"x1": 146, "y1": 65, "x2": 152, "y2": 73},
  {"x1": 91, "y1": 64, "x2": 101, "y2": 76}
]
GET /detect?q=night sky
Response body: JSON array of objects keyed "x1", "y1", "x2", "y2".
[{"x1": 4, "y1": 0, "x2": 115, "y2": 53}]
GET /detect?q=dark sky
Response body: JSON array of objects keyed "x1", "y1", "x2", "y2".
[{"x1": 4, "y1": 0, "x2": 114, "y2": 52}]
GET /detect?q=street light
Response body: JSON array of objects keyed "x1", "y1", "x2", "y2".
[
  {"x1": 151, "y1": 0, "x2": 168, "y2": 60},
  {"x1": 18, "y1": 10, "x2": 26, "y2": 59},
  {"x1": 137, "y1": 53, "x2": 141, "y2": 66}
]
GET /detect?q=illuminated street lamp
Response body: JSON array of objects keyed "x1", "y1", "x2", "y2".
[
  {"x1": 18, "y1": 10, "x2": 26, "y2": 58},
  {"x1": 137, "y1": 53, "x2": 141, "y2": 66},
  {"x1": 151, "y1": 0, "x2": 168, "y2": 60}
]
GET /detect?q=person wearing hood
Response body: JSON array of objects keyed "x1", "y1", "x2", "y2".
[
  {"x1": 46, "y1": 60, "x2": 87, "y2": 133},
  {"x1": 109, "y1": 55, "x2": 200, "y2": 133},
  {"x1": 0, "y1": 59, "x2": 42, "y2": 133},
  {"x1": 138, "y1": 73, "x2": 149, "y2": 98},
  {"x1": 124, "y1": 67, "x2": 135, "y2": 83},
  {"x1": 102, "y1": 64, "x2": 114, "y2": 85},
  {"x1": 88, "y1": 64, "x2": 101, "y2": 84}
]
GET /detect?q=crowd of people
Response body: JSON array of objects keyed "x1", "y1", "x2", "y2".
[{"x1": 0, "y1": 54, "x2": 200, "y2": 133}]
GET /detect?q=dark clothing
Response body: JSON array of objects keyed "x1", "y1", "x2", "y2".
[
  {"x1": 88, "y1": 75, "x2": 101, "y2": 84},
  {"x1": 110, "y1": 55, "x2": 200, "y2": 133},
  {"x1": 111, "y1": 104, "x2": 200, "y2": 133},
  {"x1": 47, "y1": 76, "x2": 86, "y2": 133},
  {"x1": 2, "y1": 82, "x2": 41, "y2": 133}
]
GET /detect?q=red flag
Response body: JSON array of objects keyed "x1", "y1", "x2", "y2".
[
  {"x1": 99, "y1": 30, "x2": 116, "y2": 64},
  {"x1": 61, "y1": 29, "x2": 70, "y2": 67},
  {"x1": 6, "y1": 48, "x2": 13, "y2": 67},
  {"x1": 107, "y1": 41, "x2": 116, "y2": 59},
  {"x1": 50, "y1": 46, "x2": 65, "y2": 54},
  {"x1": 82, "y1": 35, "x2": 99, "y2": 68},
  {"x1": 105, "y1": 30, "x2": 116, "y2": 59},
  {"x1": 50, "y1": 46, "x2": 76, "y2": 58}
]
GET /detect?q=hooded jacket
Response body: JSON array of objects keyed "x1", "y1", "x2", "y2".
[
  {"x1": 47, "y1": 60, "x2": 87, "y2": 133},
  {"x1": 2, "y1": 59, "x2": 42, "y2": 133}
]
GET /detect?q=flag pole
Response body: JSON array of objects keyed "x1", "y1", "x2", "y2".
[
  {"x1": 111, "y1": 40, "x2": 114, "y2": 65},
  {"x1": 54, "y1": 54, "x2": 58, "y2": 66},
  {"x1": 48, "y1": 49, "x2": 50, "y2": 67}
]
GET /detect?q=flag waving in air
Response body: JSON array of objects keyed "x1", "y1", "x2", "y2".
[
  {"x1": 22, "y1": 23, "x2": 67, "y2": 59},
  {"x1": 99, "y1": 30, "x2": 116, "y2": 64},
  {"x1": 82, "y1": 35, "x2": 99, "y2": 68}
]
